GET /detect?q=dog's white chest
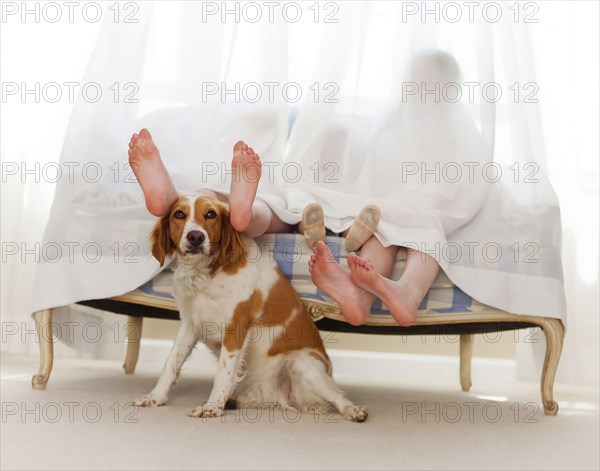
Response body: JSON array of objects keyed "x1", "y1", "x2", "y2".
[{"x1": 172, "y1": 262, "x2": 265, "y2": 337}]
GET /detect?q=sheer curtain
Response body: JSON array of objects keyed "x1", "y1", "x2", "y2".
[
  {"x1": 2, "y1": 1, "x2": 597, "y2": 384},
  {"x1": 1, "y1": 17, "x2": 102, "y2": 355},
  {"x1": 280, "y1": 3, "x2": 567, "y2": 322},
  {"x1": 518, "y1": 2, "x2": 599, "y2": 385}
]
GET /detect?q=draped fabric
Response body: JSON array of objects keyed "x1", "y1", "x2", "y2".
[{"x1": 31, "y1": 1, "x2": 566, "y2": 324}]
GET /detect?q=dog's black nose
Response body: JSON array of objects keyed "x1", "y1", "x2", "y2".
[{"x1": 186, "y1": 231, "x2": 205, "y2": 246}]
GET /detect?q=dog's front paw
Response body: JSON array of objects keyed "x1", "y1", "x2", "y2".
[
  {"x1": 188, "y1": 403, "x2": 224, "y2": 419},
  {"x1": 344, "y1": 405, "x2": 368, "y2": 423},
  {"x1": 135, "y1": 394, "x2": 167, "y2": 408}
]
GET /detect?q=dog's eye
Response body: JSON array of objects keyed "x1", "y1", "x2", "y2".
[
  {"x1": 205, "y1": 210, "x2": 216, "y2": 219},
  {"x1": 174, "y1": 210, "x2": 186, "y2": 219}
]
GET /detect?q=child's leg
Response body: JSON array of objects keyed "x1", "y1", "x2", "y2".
[
  {"x1": 348, "y1": 235, "x2": 397, "y2": 281},
  {"x1": 227, "y1": 141, "x2": 293, "y2": 237},
  {"x1": 129, "y1": 132, "x2": 290, "y2": 236},
  {"x1": 128, "y1": 129, "x2": 178, "y2": 217},
  {"x1": 308, "y1": 241, "x2": 375, "y2": 326},
  {"x1": 308, "y1": 233, "x2": 400, "y2": 325},
  {"x1": 241, "y1": 199, "x2": 293, "y2": 238},
  {"x1": 349, "y1": 245, "x2": 439, "y2": 326},
  {"x1": 196, "y1": 188, "x2": 291, "y2": 238}
]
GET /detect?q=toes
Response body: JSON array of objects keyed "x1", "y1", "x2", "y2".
[
  {"x1": 139, "y1": 128, "x2": 152, "y2": 139},
  {"x1": 347, "y1": 252, "x2": 357, "y2": 268},
  {"x1": 233, "y1": 140, "x2": 245, "y2": 153},
  {"x1": 355, "y1": 255, "x2": 368, "y2": 269}
]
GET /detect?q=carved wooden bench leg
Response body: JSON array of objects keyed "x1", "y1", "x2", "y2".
[
  {"x1": 123, "y1": 316, "x2": 143, "y2": 374},
  {"x1": 459, "y1": 333, "x2": 474, "y2": 392},
  {"x1": 538, "y1": 318, "x2": 565, "y2": 416},
  {"x1": 32, "y1": 309, "x2": 54, "y2": 390}
]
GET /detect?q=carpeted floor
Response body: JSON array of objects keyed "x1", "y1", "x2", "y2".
[{"x1": 1, "y1": 354, "x2": 598, "y2": 470}]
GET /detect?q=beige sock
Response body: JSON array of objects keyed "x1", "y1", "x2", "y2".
[
  {"x1": 302, "y1": 203, "x2": 326, "y2": 249},
  {"x1": 345, "y1": 205, "x2": 381, "y2": 252}
]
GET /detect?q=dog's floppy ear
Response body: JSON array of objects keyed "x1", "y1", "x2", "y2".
[
  {"x1": 150, "y1": 214, "x2": 176, "y2": 267},
  {"x1": 213, "y1": 202, "x2": 247, "y2": 271}
]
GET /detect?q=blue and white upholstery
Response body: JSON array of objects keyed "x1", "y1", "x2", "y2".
[{"x1": 112, "y1": 234, "x2": 501, "y2": 326}]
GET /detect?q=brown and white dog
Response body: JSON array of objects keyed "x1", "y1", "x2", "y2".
[{"x1": 135, "y1": 195, "x2": 368, "y2": 422}]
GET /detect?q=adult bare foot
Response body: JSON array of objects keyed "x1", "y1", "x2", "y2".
[
  {"x1": 308, "y1": 241, "x2": 373, "y2": 326},
  {"x1": 348, "y1": 253, "x2": 420, "y2": 326},
  {"x1": 128, "y1": 128, "x2": 178, "y2": 217},
  {"x1": 229, "y1": 140, "x2": 262, "y2": 232}
]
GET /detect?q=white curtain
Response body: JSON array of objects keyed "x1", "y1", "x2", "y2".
[
  {"x1": 29, "y1": 3, "x2": 292, "y2": 315},
  {"x1": 279, "y1": 4, "x2": 566, "y2": 321},
  {"x1": 517, "y1": 2, "x2": 599, "y2": 385},
  {"x1": 2, "y1": 1, "x2": 597, "y2": 384}
]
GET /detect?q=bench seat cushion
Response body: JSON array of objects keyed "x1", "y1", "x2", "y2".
[{"x1": 110, "y1": 234, "x2": 504, "y2": 327}]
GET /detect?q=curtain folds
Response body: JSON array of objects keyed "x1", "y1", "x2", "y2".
[
  {"x1": 3, "y1": 1, "x2": 596, "y2": 384},
  {"x1": 31, "y1": 1, "x2": 566, "y2": 322}
]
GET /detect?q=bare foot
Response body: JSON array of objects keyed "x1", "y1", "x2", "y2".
[
  {"x1": 128, "y1": 128, "x2": 178, "y2": 217},
  {"x1": 308, "y1": 241, "x2": 374, "y2": 326},
  {"x1": 229, "y1": 140, "x2": 262, "y2": 232},
  {"x1": 348, "y1": 253, "x2": 420, "y2": 326}
]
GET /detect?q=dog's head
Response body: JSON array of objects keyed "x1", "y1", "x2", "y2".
[{"x1": 150, "y1": 195, "x2": 247, "y2": 272}]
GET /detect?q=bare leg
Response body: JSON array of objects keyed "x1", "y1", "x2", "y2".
[
  {"x1": 229, "y1": 141, "x2": 262, "y2": 232},
  {"x1": 194, "y1": 187, "x2": 291, "y2": 238},
  {"x1": 349, "y1": 235, "x2": 397, "y2": 279},
  {"x1": 350, "y1": 245, "x2": 439, "y2": 326},
  {"x1": 241, "y1": 199, "x2": 293, "y2": 238},
  {"x1": 198, "y1": 188, "x2": 291, "y2": 238},
  {"x1": 128, "y1": 129, "x2": 178, "y2": 217},
  {"x1": 308, "y1": 241, "x2": 373, "y2": 326},
  {"x1": 226, "y1": 140, "x2": 293, "y2": 236}
]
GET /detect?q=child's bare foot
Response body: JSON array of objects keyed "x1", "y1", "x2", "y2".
[
  {"x1": 348, "y1": 252, "x2": 420, "y2": 326},
  {"x1": 128, "y1": 128, "x2": 178, "y2": 217},
  {"x1": 308, "y1": 241, "x2": 374, "y2": 326},
  {"x1": 228, "y1": 140, "x2": 262, "y2": 232}
]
